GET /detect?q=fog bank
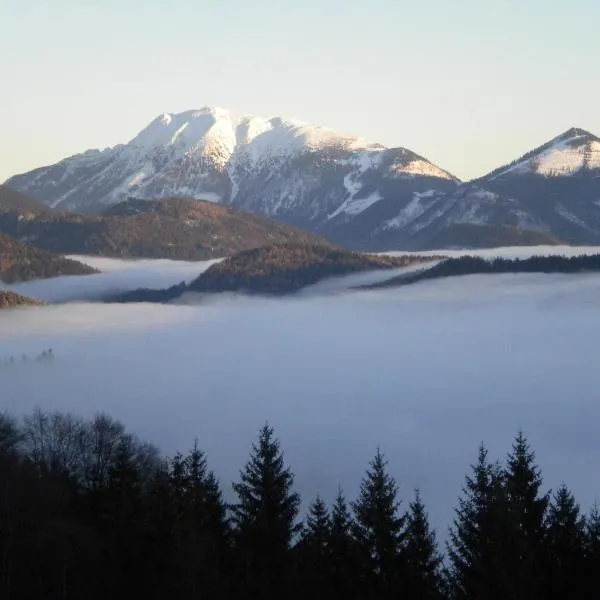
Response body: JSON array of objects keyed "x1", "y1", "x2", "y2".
[{"x1": 2, "y1": 268, "x2": 600, "y2": 533}]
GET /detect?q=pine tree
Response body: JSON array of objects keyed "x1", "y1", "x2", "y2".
[
  {"x1": 101, "y1": 436, "x2": 147, "y2": 599},
  {"x1": 352, "y1": 448, "x2": 405, "y2": 599},
  {"x1": 544, "y1": 484, "x2": 586, "y2": 600},
  {"x1": 446, "y1": 444, "x2": 506, "y2": 600},
  {"x1": 302, "y1": 495, "x2": 331, "y2": 553},
  {"x1": 403, "y1": 489, "x2": 443, "y2": 599},
  {"x1": 231, "y1": 424, "x2": 300, "y2": 600},
  {"x1": 175, "y1": 444, "x2": 231, "y2": 598},
  {"x1": 502, "y1": 431, "x2": 548, "y2": 599},
  {"x1": 328, "y1": 488, "x2": 361, "y2": 599},
  {"x1": 584, "y1": 503, "x2": 600, "y2": 591},
  {"x1": 297, "y1": 495, "x2": 332, "y2": 598}
]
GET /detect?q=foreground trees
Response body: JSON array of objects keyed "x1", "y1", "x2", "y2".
[{"x1": 0, "y1": 409, "x2": 598, "y2": 600}]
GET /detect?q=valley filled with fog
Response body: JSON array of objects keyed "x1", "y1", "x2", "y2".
[{"x1": 2, "y1": 246, "x2": 600, "y2": 534}]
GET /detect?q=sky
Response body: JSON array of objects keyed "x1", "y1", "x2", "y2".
[
  {"x1": 3, "y1": 251, "x2": 600, "y2": 534},
  {"x1": 1, "y1": 0, "x2": 599, "y2": 183}
]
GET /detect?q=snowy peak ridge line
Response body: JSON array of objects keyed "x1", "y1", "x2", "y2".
[
  {"x1": 4, "y1": 105, "x2": 458, "y2": 218},
  {"x1": 482, "y1": 127, "x2": 600, "y2": 181},
  {"x1": 131, "y1": 106, "x2": 379, "y2": 154}
]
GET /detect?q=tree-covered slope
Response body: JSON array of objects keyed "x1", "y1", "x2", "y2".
[
  {"x1": 367, "y1": 253, "x2": 600, "y2": 289},
  {"x1": 0, "y1": 195, "x2": 331, "y2": 260},
  {"x1": 0, "y1": 232, "x2": 97, "y2": 283},
  {"x1": 0, "y1": 290, "x2": 43, "y2": 309},
  {"x1": 187, "y1": 243, "x2": 436, "y2": 295}
]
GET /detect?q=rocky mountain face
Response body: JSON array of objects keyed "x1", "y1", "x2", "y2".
[{"x1": 5, "y1": 108, "x2": 600, "y2": 250}]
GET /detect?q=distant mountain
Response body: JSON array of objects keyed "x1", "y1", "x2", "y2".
[
  {"x1": 5, "y1": 114, "x2": 600, "y2": 250},
  {"x1": 0, "y1": 290, "x2": 43, "y2": 309},
  {"x1": 4, "y1": 107, "x2": 459, "y2": 248},
  {"x1": 468, "y1": 128, "x2": 600, "y2": 243},
  {"x1": 0, "y1": 232, "x2": 96, "y2": 283},
  {"x1": 0, "y1": 195, "x2": 330, "y2": 260},
  {"x1": 108, "y1": 243, "x2": 439, "y2": 302}
]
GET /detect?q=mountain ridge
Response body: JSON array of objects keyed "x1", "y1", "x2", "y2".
[{"x1": 5, "y1": 111, "x2": 600, "y2": 250}]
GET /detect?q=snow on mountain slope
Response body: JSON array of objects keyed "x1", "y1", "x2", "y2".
[
  {"x1": 5, "y1": 107, "x2": 458, "y2": 228},
  {"x1": 485, "y1": 128, "x2": 600, "y2": 180},
  {"x1": 7, "y1": 113, "x2": 600, "y2": 250}
]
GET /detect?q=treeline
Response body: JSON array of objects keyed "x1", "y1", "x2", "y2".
[
  {"x1": 371, "y1": 253, "x2": 600, "y2": 289},
  {"x1": 1, "y1": 409, "x2": 599, "y2": 600},
  {"x1": 0, "y1": 290, "x2": 42, "y2": 309},
  {"x1": 0, "y1": 232, "x2": 96, "y2": 284},
  {"x1": 1, "y1": 348, "x2": 54, "y2": 365}
]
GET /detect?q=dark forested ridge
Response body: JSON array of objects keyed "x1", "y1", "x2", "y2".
[
  {"x1": 188, "y1": 243, "x2": 439, "y2": 295},
  {"x1": 0, "y1": 193, "x2": 331, "y2": 260},
  {"x1": 106, "y1": 244, "x2": 440, "y2": 303},
  {"x1": 366, "y1": 253, "x2": 600, "y2": 290},
  {"x1": 0, "y1": 408, "x2": 598, "y2": 600},
  {"x1": 0, "y1": 232, "x2": 97, "y2": 283},
  {"x1": 0, "y1": 290, "x2": 43, "y2": 309}
]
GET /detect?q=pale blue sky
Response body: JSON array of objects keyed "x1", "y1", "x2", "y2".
[{"x1": 1, "y1": 0, "x2": 599, "y2": 182}]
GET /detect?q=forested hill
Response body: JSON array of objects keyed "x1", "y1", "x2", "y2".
[
  {"x1": 0, "y1": 232, "x2": 97, "y2": 283},
  {"x1": 187, "y1": 243, "x2": 437, "y2": 295},
  {"x1": 0, "y1": 194, "x2": 331, "y2": 260},
  {"x1": 366, "y1": 253, "x2": 600, "y2": 289},
  {"x1": 108, "y1": 244, "x2": 439, "y2": 303},
  {"x1": 0, "y1": 290, "x2": 43, "y2": 309}
]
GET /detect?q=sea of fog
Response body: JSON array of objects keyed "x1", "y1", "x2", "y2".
[{"x1": 2, "y1": 245, "x2": 600, "y2": 535}]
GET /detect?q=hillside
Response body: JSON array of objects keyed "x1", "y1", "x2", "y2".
[
  {"x1": 0, "y1": 195, "x2": 331, "y2": 260},
  {"x1": 0, "y1": 184, "x2": 50, "y2": 214},
  {"x1": 187, "y1": 243, "x2": 437, "y2": 295},
  {"x1": 366, "y1": 254, "x2": 600, "y2": 290},
  {"x1": 107, "y1": 243, "x2": 439, "y2": 302},
  {"x1": 0, "y1": 232, "x2": 97, "y2": 283},
  {"x1": 0, "y1": 290, "x2": 43, "y2": 309}
]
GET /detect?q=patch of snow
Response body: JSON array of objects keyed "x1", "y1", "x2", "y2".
[
  {"x1": 384, "y1": 191, "x2": 436, "y2": 230},
  {"x1": 492, "y1": 134, "x2": 600, "y2": 179},
  {"x1": 555, "y1": 202, "x2": 598, "y2": 232},
  {"x1": 389, "y1": 159, "x2": 454, "y2": 180}
]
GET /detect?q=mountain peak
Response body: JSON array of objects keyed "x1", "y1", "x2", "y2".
[
  {"x1": 481, "y1": 126, "x2": 600, "y2": 180},
  {"x1": 552, "y1": 127, "x2": 598, "y2": 144}
]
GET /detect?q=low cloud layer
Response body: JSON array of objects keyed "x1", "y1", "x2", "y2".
[
  {"x1": 2, "y1": 253, "x2": 600, "y2": 534},
  {"x1": 6, "y1": 256, "x2": 219, "y2": 303}
]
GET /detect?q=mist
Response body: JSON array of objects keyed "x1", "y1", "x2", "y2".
[
  {"x1": 5, "y1": 256, "x2": 219, "y2": 303},
  {"x1": 2, "y1": 252, "x2": 600, "y2": 534}
]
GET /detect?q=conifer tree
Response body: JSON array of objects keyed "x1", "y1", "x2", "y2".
[
  {"x1": 302, "y1": 494, "x2": 331, "y2": 553},
  {"x1": 502, "y1": 431, "x2": 548, "y2": 598},
  {"x1": 446, "y1": 444, "x2": 506, "y2": 600},
  {"x1": 352, "y1": 448, "x2": 405, "y2": 598},
  {"x1": 544, "y1": 484, "x2": 586, "y2": 599},
  {"x1": 328, "y1": 488, "x2": 361, "y2": 599},
  {"x1": 584, "y1": 503, "x2": 600, "y2": 591},
  {"x1": 102, "y1": 436, "x2": 146, "y2": 598},
  {"x1": 297, "y1": 495, "x2": 332, "y2": 598},
  {"x1": 175, "y1": 444, "x2": 231, "y2": 598},
  {"x1": 403, "y1": 489, "x2": 444, "y2": 599},
  {"x1": 231, "y1": 424, "x2": 300, "y2": 599}
]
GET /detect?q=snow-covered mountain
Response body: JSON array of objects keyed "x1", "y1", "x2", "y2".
[
  {"x1": 4, "y1": 107, "x2": 459, "y2": 247},
  {"x1": 320, "y1": 127, "x2": 600, "y2": 249},
  {"x1": 5, "y1": 113, "x2": 600, "y2": 250}
]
